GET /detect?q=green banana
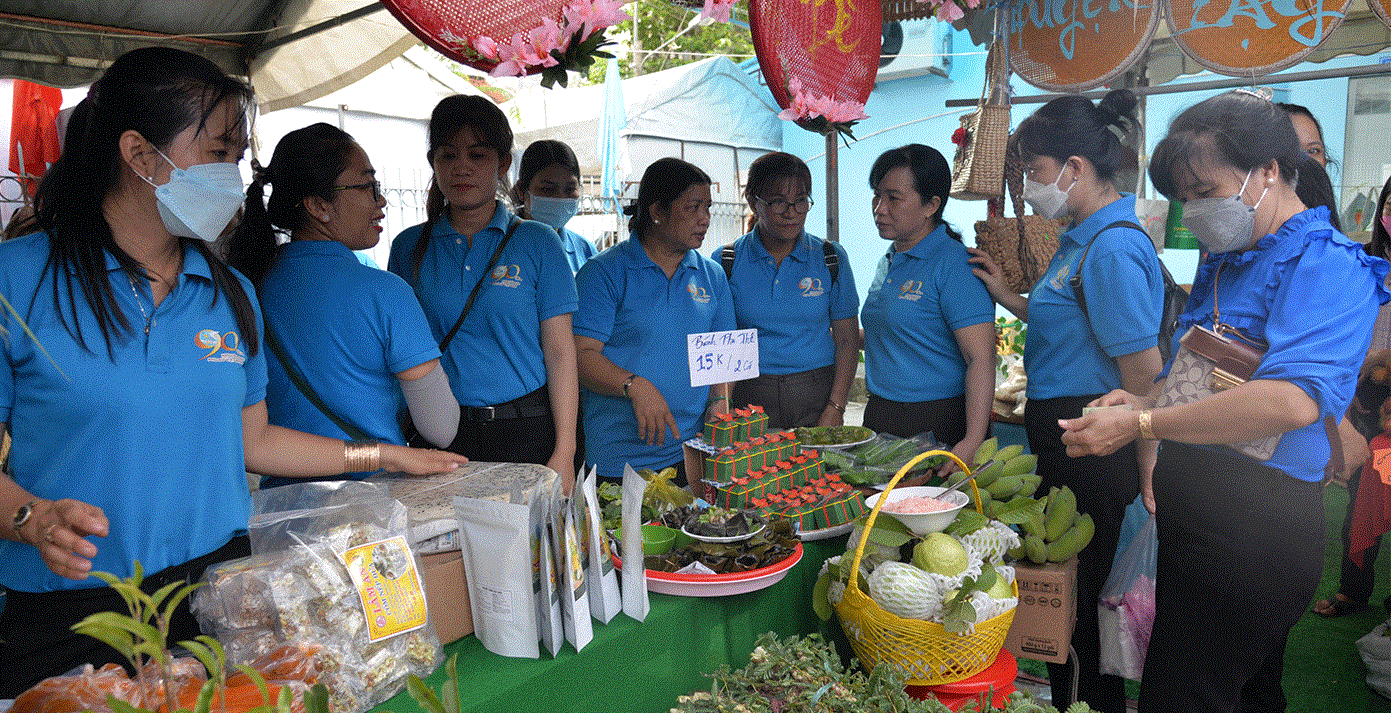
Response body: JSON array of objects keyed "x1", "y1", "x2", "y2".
[
  {"x1": 1024, "y1": 534, "x2": 1048, "y2": 564},
  {"x1": 946, "y1": 469, "x2": 970, "y2": 487},
  {"x1": 993, "y1": 444, "x2": 1024, "y2": 463},
  {"x1": 1000, "y1": 453, "x2": 1039, "y2": 478},
  {"x1": 1047, "y1": 512, "x2": 1095, "y2": 562},
  {"x1": 1016, "y1": 473, "x2": 1043, "y2": 498},
  {"x1": 1022, "y1": 511, "x2": 1047, "y2": 539},
  {"x1": 985, "y1": 475, "x2": 1024, "y2": 499},
  {"x1": 1007, "y1": 543, "x2": 1027, "y2": 561},
  {"x1": 972, "y1": 460, "x2": 1005, "y2": 489},
  {"x1": 972, "y1": 437, "x2": 999, "y2": 466},
  {"x1": 1044, "y1": 485, "x2": 1078, "y2": 542}
]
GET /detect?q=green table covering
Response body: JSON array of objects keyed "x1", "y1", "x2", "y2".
[{"x1": 371, "y1": 537, "x2": 847, "y2": 713}]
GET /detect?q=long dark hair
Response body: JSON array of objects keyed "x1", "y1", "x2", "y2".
[
  {"x1": 227, "y1": 123, "x2": 357, "y2": 285},
  {"x1": 1149, "y1": 90, "x2": 1303, "y2": 202},
  {"x1": 868, "y1": 144, "x2": 961, "y2": 241},
  {"x1": 1013, "y1": 89, "x2": 1138, "y2": 182},
  {"x1": 1276, "y1": 102, "x2": 1337, "y2": 170},
  {"x1": 623, "y1": 158, "x2": 711, "y2": 240},
  {"x1": 510, "y1": 139, "x2": 581, "y2": 217},
  {"x1": 1369, "y1": 174, "x2": 1391, "y2": 261},
  {"x1": 30, "y1": 46, "x2": 258, "y2": 358},
  {"x1": 1292, "y1": 155, "x2": 1342, "y2": 233},
  {"x1": 411, "y1": 95, "x2": 513, "y2": 284}
]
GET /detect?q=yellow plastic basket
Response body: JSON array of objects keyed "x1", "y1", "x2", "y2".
[{"x1": 833, "y1": 449, "x2": 1017, "y2": 686}]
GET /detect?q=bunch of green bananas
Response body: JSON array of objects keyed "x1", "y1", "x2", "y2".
[{"x1": 1008, "y1": 485, "x2": 1094, "y2": 564}]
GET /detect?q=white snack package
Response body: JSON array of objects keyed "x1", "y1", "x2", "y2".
[
  {"x1": 580, "y1": 466, "x2": 622, "y2": 623},
  {"x1": 531, "y1": 479, "x2": 563, "y2": 657},
  {"x1": 620, "y1": 463, "x2": 650, "y2": 622},
  {"x1": 453, "y1": 495, "x2": 538, "y2": 659},
  {"x1": 561, "y1": 495, "x2": 595, "y2": 650}
]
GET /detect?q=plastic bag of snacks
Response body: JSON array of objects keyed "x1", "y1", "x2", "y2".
[{"x1": 193, "y1": 481, "x2": 440, "y2": 713}]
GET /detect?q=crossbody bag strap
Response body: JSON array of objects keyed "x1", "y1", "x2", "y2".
[
  {"x1": 1070, "y1": 220, "x2": 1145, "y2": 325},
  {"x1": 438, "y1": 217, "x2": 520, "y2": 352},
  {"x1": 264, "y1": 328, "x2": 372, "y2": 442}
]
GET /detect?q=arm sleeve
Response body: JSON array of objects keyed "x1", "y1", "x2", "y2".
[
  {"x1": 572, "y1": 260, "x2": 617, "y2": 343},
  {"x1": 399, "y1": 362, "x2": 460, "y2": 448},
  {"x1": 938, "y1": 248, "x2": 995, "y2": 331},
  {"x1": 828, "y1": 242, "x2": 859, "y2": 321},
  {"x1": 1084, "y1": 240, "x2": 1163, "y2": 357},
  {"x1": 531, "y1": 225, "x2": 579, "y2": 322},
  {"x1": 1257, "y1": 240, "x2": 1385, "y2": 418}
]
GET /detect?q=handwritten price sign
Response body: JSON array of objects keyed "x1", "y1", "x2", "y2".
[{"x1": 687, "y1": 329, "x2": 759, "y2": 387}]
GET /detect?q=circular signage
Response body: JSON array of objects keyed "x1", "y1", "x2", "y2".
[
  {"x1": 1165, "y1": 0, "x2": 1354, "y2": 75},
  {"x1": 1007, "y1": 0, "x2": 1161, "y2": 91}
]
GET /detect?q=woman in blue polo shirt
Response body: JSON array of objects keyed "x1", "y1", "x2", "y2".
[
  {"x1": 226, "y1": 123, "x2": 461, "y2": 489},
  {"x1": 574, "y1": 158, "x2": 735, "y2": 483},
  {"x1": 388, "y1": 95, "x2": 579, "y2": 489},
  {"x1": 0, "y1": 47, "x2": 460, "y2": 695},
  {"x1": 860, "y1": 144, "x2": 995, "y2": 468},
  {"x1": 720, "y1": 152, "x2": 860, "y2": 429},
  {"x1": 511, "y1": 139, "x2": 596, "y2": 273},
  {"x1": 1061, "y1": 88, "x2": 1387, "y2": 713},
  {"x1": 967, "y1": 89, "x2": 1161, "y2": 713}
]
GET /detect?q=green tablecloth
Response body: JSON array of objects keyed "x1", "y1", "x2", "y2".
[{"x1": 372, "y1": 537, "x2": 846, "y2": 713}]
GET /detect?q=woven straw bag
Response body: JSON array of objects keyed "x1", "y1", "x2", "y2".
[
  {"x1": 974, "y1": 146, "x2": 1065, "y2": 293},
  {"x1": 950, "y1": 42, "x2": 1010, "y2": 201}
]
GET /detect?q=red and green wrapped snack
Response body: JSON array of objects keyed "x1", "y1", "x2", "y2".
[
  {"x1": 745, "y1": 404, "x2": 768, "y2": 439},
  {"x1": 744, "y1": 436, "x2": 768, "y2": 470},
  {"x1": 705, "y1": 449, "x2": 737, "y2": 482},
  {"x1": 704, "y1": 412, "x2": 739, "y2": 446}
]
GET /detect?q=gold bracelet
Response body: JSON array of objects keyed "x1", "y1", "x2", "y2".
[
  {"x1": 1137, "y1": 410, "x2": 1156, "y2": 440},
  {"x1": 344, "y1": 440, "x2": 381, "y2": 473}
]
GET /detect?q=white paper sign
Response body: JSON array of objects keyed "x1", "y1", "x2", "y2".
[{"x1": 687, "y1": 328, "x2": 759, "y2": 387}]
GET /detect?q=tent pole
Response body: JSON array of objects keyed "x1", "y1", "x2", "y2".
[{"x1": 825, "y1": 132, "x2": 839, "y2": 242}]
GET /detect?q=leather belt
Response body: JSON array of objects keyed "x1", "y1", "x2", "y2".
[{"x1": 463, "y1": 389, "x2": 551, "y2": 422}]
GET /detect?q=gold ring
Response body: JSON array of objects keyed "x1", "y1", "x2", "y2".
[{"x1": 43, "y1": 523, "x2": 57, "y2": 544}]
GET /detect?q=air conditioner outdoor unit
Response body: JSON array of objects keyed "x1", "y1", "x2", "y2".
[{"x1": 878, "y1": 18, "x2": 951, "y2": 82}]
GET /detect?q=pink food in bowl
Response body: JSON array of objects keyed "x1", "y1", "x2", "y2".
[{"x1": 883, "y1": 495, "x2": 957, "y2": 514}]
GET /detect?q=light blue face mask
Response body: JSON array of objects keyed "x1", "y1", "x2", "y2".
[
  {"x1": 528, "y1": 194, "x2": 580, "y2": 231},
  {"x1": 138, "y1": 148, "x2": 245, "y2": 242}
]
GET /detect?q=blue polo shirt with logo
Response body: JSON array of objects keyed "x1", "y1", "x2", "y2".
[
  {"x1": 0, "y1": 232, "x2": 265, "y2": 592},
  {"x1": 719, "y1": 229, "x2": 859, "y2": 374},
  {"x1": 861, "y1": 224, "x2": 994, "y2": 403},
  {"x1": 259, "y1": 240, "x2": 440, "y2": 487},
  {"x1": 388, "y1": 202, "x2": 577, "y2": 407},
  {"x1": 573, "y1": 235, "x2": 736, "y2": 480},
  {"x1": 1024, "y1": 195, "x2": 1162, "y2": 400},
  {"x1": 560, "y1": 227, "x2": 597, "y2": 274}
]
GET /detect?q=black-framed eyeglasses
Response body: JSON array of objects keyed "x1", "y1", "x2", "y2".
[
  {"x1": 332, "y1": 180, "x2": 383, "y2": 201},
  {"x1": 756, "y1": 195, "x2": 813, "y2": 214}
]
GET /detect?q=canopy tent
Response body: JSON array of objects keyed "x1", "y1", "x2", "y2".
[{"x1": 0, "y1": 1, "x2": 416, "y2": 113}]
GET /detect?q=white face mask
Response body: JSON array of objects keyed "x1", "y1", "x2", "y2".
[
  {"x1": 528, "y1": 194, "x2": 579, "y2": 231},
  {"x1": 137, "y1": 147, "x2": 245, "y2": 242},
  {"x1": 1181, "y1": 169, "x2": 1269, "y2": 254},
  {"x1": 1023, "y1": 163, "x2": 1075, "y2": 220}
]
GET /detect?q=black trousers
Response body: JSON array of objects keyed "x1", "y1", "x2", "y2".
[
  {"x1": 732, "y1": 363, "x2": 835, "y2": 429},
  {"x1": 0, "y1": 535, "x2": 251, "y2": 697},
  {"x1": 863, "y1": 392, "x2": 969, "y2": 446},
  {"x1": 447, "y1": 386, "x2": 556, "y2": 465},
  {"x1": 1025, "y1": 395, "x2": 1139, "y2": 713},
  {"x1": 1336, "y1": 462, "x2": 1382, "y2": 606},
  {"x1": 1139, "y1": 441, "x2": 1324, "y2": 713}
]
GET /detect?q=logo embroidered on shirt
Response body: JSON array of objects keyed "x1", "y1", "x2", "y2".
[
  {"x1": 687, "y1": 281, "x2": 711, "y2": 304},
  {"x1": 490, "y1": 264, "x2": 523, "y2": 288},
  {"x1": 196, "y1": 329, "x2": 246, "y2": 365},
  {"x1": 799, "y1": 277, "x2": 825, "y2": 297},
  {"x1": 897, "y1": 280, "x2": 924, "y2": 301},
  {"x1": 1049, "y1": 263, "x2": 1072, "y2": 291}
]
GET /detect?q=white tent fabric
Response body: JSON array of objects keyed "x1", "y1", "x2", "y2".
[{"x1": 510, "y1": 56, "x2": 783, "y2": 174}]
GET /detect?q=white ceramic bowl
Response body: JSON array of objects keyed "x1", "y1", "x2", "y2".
[{"x1": 864, "y1": 486, "x2": 970, "y2": 535}]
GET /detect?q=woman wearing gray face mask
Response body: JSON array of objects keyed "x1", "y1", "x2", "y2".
[
  {"x1": 1062, "y1": 88, "x2": 1390, "y2": 713},
  {"x1": 967, "y1": 88, "x2": 1163, "y2": 713}
]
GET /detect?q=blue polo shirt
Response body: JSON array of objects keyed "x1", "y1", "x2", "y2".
[
  {"x1": 861, "y1": 224, "x2": 994, "y2": 402},
  {"x1": 719, "y1": 229, "x2": 859, "y2": 374},
  {"x1": 573, "y1": 236, "x2": 736, "y2": 480},
  {"x1": 1163, "y1": 207, "x2": 1388, "y2": 482},
  {"x1": 1024, "y1": 195, "x2": 1163, "y2": 400},
  {"x1": 258, "y1": 240, "x2": 440, "y2": 488},
  {"x1": 560, "y1": 227, "x2": 597, "y2": 274},
  {"x1": 388, "y1": 202, "x2": 577, "y2": 407},
  {"x1": 0, "y1": 233, "x2": 265, "y2": 592}
]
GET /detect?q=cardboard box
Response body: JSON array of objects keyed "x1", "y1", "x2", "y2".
[
  {"x1": 419, "y1": 550, "x2": 472, "y2": 644},
  {"x1": 1005, "y1": 557, "x2": 1077, "y2": 664}
]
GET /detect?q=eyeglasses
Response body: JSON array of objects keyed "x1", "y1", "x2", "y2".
[
  {"x1": 756, "y1": 195, "x2": 814, "y2": 214},
  {"x1": 332, "y1": 180, "x2": 383, "y2": 201}
]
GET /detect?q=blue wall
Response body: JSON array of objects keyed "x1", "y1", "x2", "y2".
[{"x1": 780, "y1": 30, "x2": 1384, "y2": 305}]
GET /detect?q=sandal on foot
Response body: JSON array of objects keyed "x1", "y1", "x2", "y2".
[{"x1": 1314, "y1": 594, "x2": 1368, "y2": 617}]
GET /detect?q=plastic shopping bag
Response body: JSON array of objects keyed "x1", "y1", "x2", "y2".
[
  {"x1": 1357, "y1": 620, "x2": 1391, "y2": 699},
  {"x1": 1098, "y1": 512, "x2": 1157, "y2": 679}
]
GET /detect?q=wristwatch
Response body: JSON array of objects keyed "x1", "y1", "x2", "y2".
[{"x1": 12, "y1": 499, "x2": 39, "y2": 542}]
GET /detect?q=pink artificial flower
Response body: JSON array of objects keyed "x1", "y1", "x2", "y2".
[
  {"x1": 702, "y1": 0, "x2": 736, "y2": 23},
  {"x1": 472, "y1": 36, "x2": 501, "y2": 61},
  {"x1": 564, "y1": 0, "x2": 631, "y2": 39},
  {"x1": 936, "y1": 1, "x2": 966, "y2": 22},
  {"x1": 777, "y1": 76, "x2": 869, "y2": 126}
]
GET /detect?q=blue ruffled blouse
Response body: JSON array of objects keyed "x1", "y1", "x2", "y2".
[{"x1": 1162, "y1": 207, "x2": 1390, "y2": 481}]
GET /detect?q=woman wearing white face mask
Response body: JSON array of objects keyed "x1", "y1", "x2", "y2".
[
  {"x1": 1061, "y1": 89, "x2": 1388, "y2": 713},
  {"x1": 0, "y1": 47, "x2": 461, "y2": 695},
  {"x1": 512, "y1": 139, "x2": 595, "y2": 273},
  {"x1": 968, "y1": 88, "x2": 1162, "y2": 713}
]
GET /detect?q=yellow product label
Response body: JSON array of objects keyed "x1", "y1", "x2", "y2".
[{"x1": 340, "y1": 535, "x2": 428, "y2": 642}]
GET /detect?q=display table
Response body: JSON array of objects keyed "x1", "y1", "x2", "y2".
[{"x1": 371, "y1": 537, "x2": 846, "y2": 713}]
